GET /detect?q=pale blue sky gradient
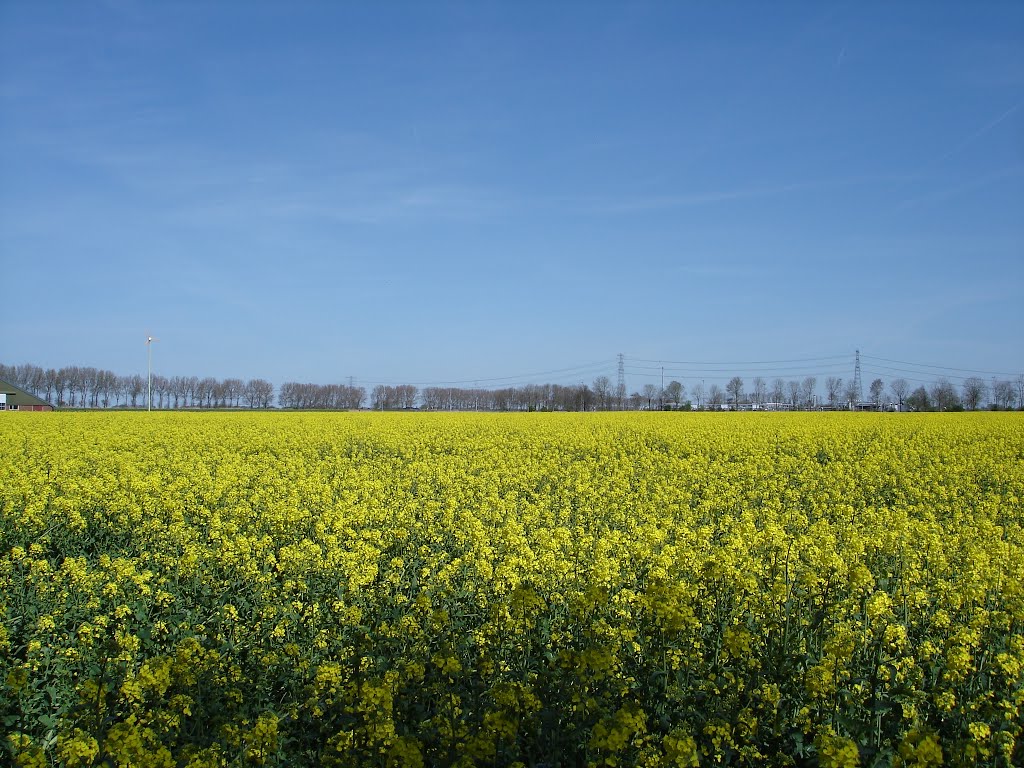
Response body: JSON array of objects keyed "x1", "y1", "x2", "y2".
[{"x1": 2, "y1": 1, "x2": 1022, "y2": 391}]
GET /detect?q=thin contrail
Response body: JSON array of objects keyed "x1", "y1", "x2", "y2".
[
  {"x1": 895, "y1": 163, "x2": 1024, "y2": 210},
  {"x1": 890, "y1": 102, "x2": 1021, "y2": 208},
  {"x1": 835, "y1": 45, "x2": 846, "y2": 69},
  {"x1": 932, "y1": 103, "x2": 1020, "y2": 167}
]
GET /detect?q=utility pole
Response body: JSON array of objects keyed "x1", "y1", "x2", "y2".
[{"x1": 660, "y1": 365, "x2": 664, "y2": 411}]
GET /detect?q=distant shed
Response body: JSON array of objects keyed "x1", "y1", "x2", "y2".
[{"x1": 0, "y1": 379, "x2": 54, "y2": 411}]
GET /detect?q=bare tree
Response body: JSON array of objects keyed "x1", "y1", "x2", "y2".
[
  {"x1": 421, "y1": 387, "x2": 444, "y2": 410},
  {"x1": 869, "y1": 378, "x2": 885, "y2": 409},
  {"x1": 771, "y1": 378, "x2": 786, "y2": 406},
  {"x1": 113, "y1": 375, "x2": 129, "y2": 407},
  {"x1": 14, "y1": 363, "x2": 45, "y2": 396},
  {"x1": 213, "y1": 380, "x2": 228, "y2": 408},
  {"x1": 751, "y1": 376, "x2": 766, "y2": 407},
  {"x1": 168, "y1": 376, "x2": 183, "y2": 408},
  {"x1": 592, "y1": 376, "x2": 611, "y2": 410},
  {"x1": 257, "y1": 379, "x2": 274, "y2": 408},
  {"x1": 42, "y1": 368, "x2": 57, "y2": 404},
  {"x1": 961, "y1": 377, "x2": 987, "y2": 411},
  {"x1": 825, "y1": 376, "x2": 843, "y2": 408},
  {"x1": 842, "y1": 380, "x2": 859, "y2": 409},
  {"x1": 708, "y1": 384, "x2": 724, "y2": 408},
  {"x1": 53, "y1": 368, "x2": 67, "y2": 406},
  {"x1": 641, "y1": 383, "x2": 658, "y2": 410},
  {"x1": 664, "y1": 380, "x2": 684, "y2": 409},
  {"x1": 98, "y1": 370, "x2": 118, "y2": 408},
  {"x1": 614, "y1": 375, "x2": 626, "y2": 411},
  {"x1": 787, "y1": 380, "x2": 801, "y2": 409},
  {"x1": 153, "y1": 375, "x2": 169, "y2": 408},
  {"x1": 185, "y1": 376, "x2": 200, "y2": 407},
  {"x1": 368, "y1": 384, "x2": 416, "y2": 410},
  {"x1": 907, "y1": 386, "x2": 930, "y2": 411},
  {"x1": 889, "y1": 378, "x2": 909, "y2": 411},
  {"x1": 80, "y1": 367, "x2": 98, "y2": 407},
  {"x1": 577, "y1": 384, "x2": 591, "y2": 411},
  {"x1": 63, "y1": 366, "x2": 81, "y2": 407},
  {"x1": 129, "y1": 374, "x2": 145, "y2": 408},
  {"x1": 397, "y1": 384, "x2": 418, "y2": 409},
  {"x1": 726, "y1": 376, "x2": 744, "y2": 410},
  {"x1": 931, "y1": 379, "x2": 960, "y2": 411},
  {"x1": 221, "y1": 378, "x2": 243, "y2": 407},
  {"x1": 197, "y1": 377, "x2": 217, "y2": 408},
  {"x1": 691, "y1": 382, "x2": 706, "y2": 410},
  {"x1": 349, "y1": 386, "x2": 367, "y2": 409},
  {"x1": 245, "y1": 379, "x2": 273, "y2": 408},
  {"x1": 74, "y1": 367, "x2": 89, "y2": 406},
  {"x1": 992, "y1": 379, "x2": 1015, "y2": 410},
  {"x1": 279, "y1": 382, "x2": 298, "y2": 408},
  {"x1": 801, "y1": 377, "x2": 817, "y2": 409}
]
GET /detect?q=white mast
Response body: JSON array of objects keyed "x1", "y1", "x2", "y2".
[{"x1": 146, "y1": 334, "x2": 159, "y2": 411}]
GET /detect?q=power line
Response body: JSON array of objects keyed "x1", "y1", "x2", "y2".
[
  {"x1": 626, "y1": 361, "x2": 850, "y2": 375},
  {"x1": 626, "y1": 354, "x2": 849, "y2": 365},
  {"x1": 860, "y1": 354, "x2": 1020, "y2": 377},
  {"x1": 317, "y1": 350, "x2": 1021, "y2": 392},
  {"x1": 859, "y1": 368, "x2": 940, "y2": 386},
  {"x1": 859, "y1": 363, "x2": 1004, "y2": 384},
  {"x1": 624, "y1": 368, "x2": 853, "y2": 382},
  {"x1": 358, "y1": 359, "x2": 615, "y2": 388}
]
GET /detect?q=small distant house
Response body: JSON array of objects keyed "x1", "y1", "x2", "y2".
[{"x1": 0, "y1": 379, "x2": 54, "y2": 411}]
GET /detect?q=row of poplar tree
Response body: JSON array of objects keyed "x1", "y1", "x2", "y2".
[{"x1": 3, "y1": 362, "x2": 1021, "y2": 411}]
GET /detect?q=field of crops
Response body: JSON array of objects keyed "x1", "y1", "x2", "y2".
[{"x1": 1, "y1": 412, "x2": 1022, "y2": 767}]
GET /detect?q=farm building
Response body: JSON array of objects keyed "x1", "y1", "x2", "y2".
[{"x1": 0, "y1": 379, "x2": 54, "y2": 411}]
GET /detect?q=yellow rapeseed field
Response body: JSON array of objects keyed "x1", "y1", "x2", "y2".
[{"x1": 1, "y1": 412, "x2": 1022, "y2": 767}]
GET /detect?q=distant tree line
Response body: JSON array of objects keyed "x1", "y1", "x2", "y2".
[
  {"x1": 3, "y1": 362, "x2": 1022, "y2": 412},
  {"x1": 901, "y1": 376, "x2": 1022, "y2": 412},
  {"x1": 676, "y1": 374, "x2": 1022, "y2": 412},
  {"x1": 0, "y1": 363, "x2": 274, "y2": 409},
  {"x1": 279, "y1": 382, "x2": 366, "y2": 410},
  {"x1": 419, "y1": 382, "x2": 622, "y2": 412}
]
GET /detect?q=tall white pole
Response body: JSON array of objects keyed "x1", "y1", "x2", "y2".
[{"x1": 147, "y1": 337, "x2": 152, "y2": 411}]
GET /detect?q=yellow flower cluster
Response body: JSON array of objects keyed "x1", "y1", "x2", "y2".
[{"x1": 1, "y1": 411, "x2": 1022, "y2": 766}]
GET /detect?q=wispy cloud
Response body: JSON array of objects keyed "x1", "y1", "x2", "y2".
[
  {"x1": 895, "y1": 164, "x2": 1024, "y2": 210},
  {"x1": 574, "y1": 175, "x2": 901, "y2": 214},
  {"x1": 20, "y1": 124, "x2": 512, "y2": 227},
  {"x1": 670, "y1": 263, "x2": 768, "y2": 278},
  {"x1": 171, "y1": 181, "x2": 510, "y2": 227}
]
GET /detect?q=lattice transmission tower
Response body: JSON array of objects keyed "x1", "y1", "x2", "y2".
[
  {"x1": 616, "y1": 353, "x2": 626, "y2": 409},
  {"x1": 852, "y1": 349, "x2": 863, "y2": 406}
]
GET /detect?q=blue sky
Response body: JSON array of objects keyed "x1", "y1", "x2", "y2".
[{"x1": 2, "y1": 1, "x2": 1022, "y2": 393}]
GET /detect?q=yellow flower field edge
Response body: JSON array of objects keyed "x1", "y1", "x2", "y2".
[{"x1": 1, "y1": 412, "x2": 1022, "y2": 767}]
